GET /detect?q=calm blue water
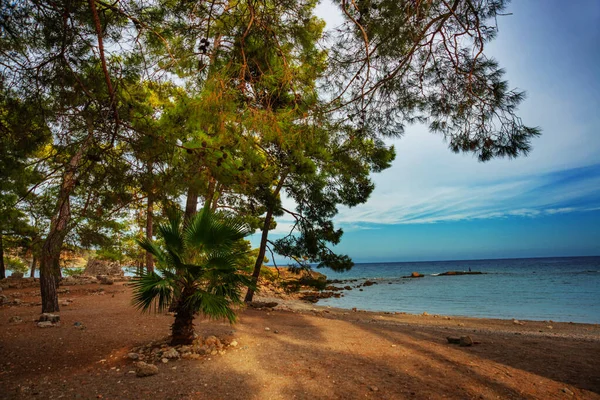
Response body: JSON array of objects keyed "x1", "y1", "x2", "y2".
[{"x1": 316, "y1": 256, "x2": 600, "y2": 323}]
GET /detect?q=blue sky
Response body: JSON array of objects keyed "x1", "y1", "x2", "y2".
[{"x1": 253, "y1": 0, "x2": 600, "y2": 263}]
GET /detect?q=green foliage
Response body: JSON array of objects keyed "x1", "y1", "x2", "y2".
[
  {"x1": 63, "y1": 267, "x2": 84, "y2": 277},
  {"x1": 259, "y1": 267, "x2": 278, "y2": 283},
  {"x1": 131, "y1": 205, "x2": 254, "y2": 324},
  {"x1": 4, "y1": 256, "x2": 28, "y2": 274}
]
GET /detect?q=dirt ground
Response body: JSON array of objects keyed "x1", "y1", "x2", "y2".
[{"x1": 1, "y1": 282, "x2": 599, "y2": 400}]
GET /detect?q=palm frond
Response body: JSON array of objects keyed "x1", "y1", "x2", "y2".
[
  {"x1": 157, "y1": 214, "x2": 185, "y2": 258},
  {"x1": 131, "y1": 271, "x2": 175, "y2": 313},
  {"x1": 185, "y1": 289, "x2": 238, "y2": 323},
  {"x1": 186, "y1": 205, "x2": 251, "y2": 252},
  {"x1": 136, "y1": 237, "x2": 166, "y2": 265}
]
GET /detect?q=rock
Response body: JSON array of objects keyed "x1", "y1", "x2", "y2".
[
  {"x1": 9, "y1": 316, "x2": 23, "y2": 324},
  {"x1": 446, "y1": 336, "x2": 461, "y2": 344},
  {"x1": 73, "y1": 322, "x2": 85, "y2": 330},
  {"x1": 369, "y1": 386, "x2": 379, "y2": 392},
  {"x1": 161, "y1": 358, "x2": 168, "y2": 364},
  {"x1": 512, "y1": 319, "x2": 525, "y2": 326},
  {"x1": 460, "y1": 336, "x2": 473, "y2": 347},
  {"x1": 84, "y1": 258, "x2": 124, "y2": 277},
  {"x1": 39, "y1": 313, "x2": 60, "y2": 323},
  {"x1": 0, "y1": 294, "x2": 8, "y2": 304},
  {"x1": 229, "y1": 340, "x2": 238, "y2": 347},
  {"x1": 96, "y1": 275, "x2": 114, "y2": 285},
  {"x1": 439, "y1": 271, "x2": 484, "y2": 276},
  {"x1": 9, "y1": 272, "x2": 24, "y2": 279},
  {"x1": 163, "y1": 348, "x2": 179, "y2": 359},
  {"x1": 37, "y1": 321, "x2": 55, "y2": 328},
  {"x1": 363, "y1": 280, "x2": 376, "y2": 287},
  {"x1": 135, "y1": 362, "x2": 159, "y2": 377},
  {"x1": 422, "y1": 312, "x2": 429, "y2": 316},
  {"x1": 247, "y1": 301, "x2": 278, "y2": 309},
  {"x1": 264, "y1": 327, "x2": 270, "y2": 331},
  {"x1": 61, "y1": 301, "x2": 69, "y2": 307},
  {"x1": 12, "y1": 298, "x2": 23, "y2": 305},
  {"x1": 204, "y1": 336, "x2": 222, "y2": 349},
  {"x1": 562, "y1": 388, "x2": 574, "y2": 396},
  {"x1": 127, "y1": 353, "x2": 140, "y2": 360}
]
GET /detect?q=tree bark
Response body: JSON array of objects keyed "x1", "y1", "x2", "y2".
[
  {"x1": 184, "y1": 184, "x2": 199, "y2": 223},
  {"x1": 0, "y1": 232, "x2": 5, "y2": 280},
  {"x1": 30, "y1": 254, "x2": 37, "y2": 278},
  {"x1": 145, "y1": 161, "x2": 154, "y2": 273},
  {"x1": 205, "y1": 178, "x2": 216, "y2": 208},
  {"x1": 39, "y1": 134, "x2": 92, "y2": 313},
  {"x1": 170, "y1": 288, "x2": 196, "y2": 345},
  {"x1": 244, "y1": 172, "x2": 288, "y2": 302},
  {"x1": 211, "y1": 182, "x2": 221, "y2": 211},
  {"x1": 145, "y1": 193, "x2": 154, "y2": 273}
]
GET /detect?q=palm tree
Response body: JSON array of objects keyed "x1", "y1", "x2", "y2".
[{"x1": 131, "y1": 206, "x2": 254, "y2": 345}]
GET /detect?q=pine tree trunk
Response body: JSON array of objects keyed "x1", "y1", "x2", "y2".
[
  {"x1": 170, "y1": 288, "x2": 196, "y2": 345},
  {"x1": 0, "y1": 232, "x2": 5, "y2": 280},
  {"x1": 211, "y1": 182, "x2": 221, "y2": 211},
  {"x1": 145, "y1": 161, "x2": 154, "y2": 273},
  {"x1": 40, "y1": 185, "x2": 74, "y2": 313},
  {"x1": 244, "y1": 209, "x2": 273, "y2": 302},
  {"x1": 145, "y1": 193, "x2": 154, "y2": 273},
  {"x1": 184, "y1": 184, "x2": 199, "y2": 223},
  {"x1": 30, "y1": 254, "x2": 37, "y2": 278},
  {"x1": 39, "y1": 133, "x2": 92, "y2": 313},
  {"x1": 244, "y1": 172, "x2": 288, "y2": 303}
]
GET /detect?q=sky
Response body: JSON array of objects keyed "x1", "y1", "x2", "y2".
[{"x1": 252, "y1": 0, "x2": 600, "y2": 263}]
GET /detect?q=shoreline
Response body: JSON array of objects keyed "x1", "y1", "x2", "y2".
[
  {"x1": 254, "y1": 294, "x2": 600, "y2": 342},
  {"x1": 1, "y1": 281, "x2": 600, "y2": 399}
]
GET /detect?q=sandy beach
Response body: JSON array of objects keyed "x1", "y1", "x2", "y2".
[{"x1": 1, "y1": 281, "x2": 599, "y2": 399}]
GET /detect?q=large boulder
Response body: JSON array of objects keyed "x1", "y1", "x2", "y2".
[{"x1": 83, "y1": 259, "x2": 124, "y2": 277}]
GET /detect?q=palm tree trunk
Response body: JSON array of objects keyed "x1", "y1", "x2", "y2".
[{"x1": 170, "y1": 288, "x2": 196, "y2": 345}]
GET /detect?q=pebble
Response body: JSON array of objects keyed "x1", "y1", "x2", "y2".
[
  {"x1": 9, "y1": 316, "x2": 23, "y2": 324},
  {"x1": 162, "y1": 348, "x2": 180, "y2": 359},
  {"x1": 161, "y1": 358, "x2": 168, "y2": 364},
  {"x1": 562, "y1": 388, "x2": 574, "y2": 396},
  {"x1": 264, "y1": 327, "x2": 270, "y2": 331}
]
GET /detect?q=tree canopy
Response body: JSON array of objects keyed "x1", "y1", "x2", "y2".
[{"x1": 0, "y1": 0, "x2": 539, "y2": 311}]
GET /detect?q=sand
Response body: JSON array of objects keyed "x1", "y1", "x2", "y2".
[{"x1": 1, "y1": 281, "x2": 599, "y2": 399}]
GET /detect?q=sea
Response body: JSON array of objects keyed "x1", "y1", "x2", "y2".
[
  {"x1": 7, "y1": 256, "x2": 600, "y2": 323},
  {"x1": 315, "y1": 256, "x2": 600, "y2": 324}
]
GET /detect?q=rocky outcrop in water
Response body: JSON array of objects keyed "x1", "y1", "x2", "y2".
[{"x1": 438, "y1": 271, "x2": 484, "y2": 276}]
